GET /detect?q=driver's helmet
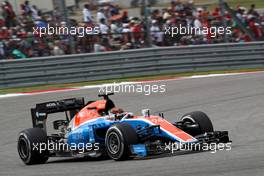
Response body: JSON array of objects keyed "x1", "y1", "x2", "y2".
[
  {"x1": 109, "y1": 107, "x2": 125, "y2": 120},
  {"x1": 110, "y1": 107, "x2": 124, "y2": 114}
]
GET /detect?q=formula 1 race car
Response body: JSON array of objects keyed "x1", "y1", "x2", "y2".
[{"x1": 17, "y1": 93, "x2": 230, "y2": 165}]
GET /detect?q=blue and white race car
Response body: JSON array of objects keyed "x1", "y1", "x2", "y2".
[{"x1": 17, "y1": 93, "x2": 230, "y2": 165}]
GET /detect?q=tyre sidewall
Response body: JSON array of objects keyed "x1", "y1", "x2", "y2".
[
  {"x1": 17, "y1": 128, "x2": 49, "y2": 165},
  {"x1": 18, "y1": 132, "x2": 32, "y2": 164},
  {"x1": 105, "y1": 126, "x2": 126, "y2": 160},
  {"x1": 181, "y1": 111, "x2": 214, "y2": 135}
]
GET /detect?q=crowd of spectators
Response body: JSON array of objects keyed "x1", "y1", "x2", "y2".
[{"x1": 0, "y1": 0, "x2": 264, "y2": 60}]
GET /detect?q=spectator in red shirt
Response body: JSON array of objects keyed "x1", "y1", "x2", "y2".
[
  {"x1": 130, "y1": 19, "x2": 143, "y2": 45},
  {"x1": 212, "y1": 7, "x2": 221, "y2": 21},
  {"x1": 1, "y1": 1, "x2": 16, "y2": 28},
  {"x1": 248, "y1": 16, "x2": 262, "y2": 39},
  {"x1": 0, "y1": 26, "x2": 10, "y2": 39}
]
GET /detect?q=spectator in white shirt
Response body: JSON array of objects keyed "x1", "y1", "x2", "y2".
[
  {"x1": 31, "y1": 5, "x2": 39, "y2": 20},
  {"x1": 150, "y1": 20, "x2": 163, "y2": 45},
  {"x1": 99, "y1": 18, "x2": 109, "y2": 34},
  {"x1": 83, "y1": 4, "x2": 92, "y2": 23},
  {"x1": 97, "y1": 8, "x2": 107, "y2": 23},
  {"x1": 94, "y1": 43, "x2": 106, "y2": 52},
  {"x1": 194, "y1": 17, "x2": 203, "y2": 36},
  {"x1": 122, "y1": 23, "x2": 131, "y2": 33}
]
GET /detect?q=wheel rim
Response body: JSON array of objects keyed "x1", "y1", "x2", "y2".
[
  {"x1": 107, "y1": 132, "x2": 121, "y2": 155},
  {"x1": 18, "y1": 137, "x2": 29, "y2": 160},
  {"x1": 182, "y1": 116, "x2": 195, "y2": 124}
]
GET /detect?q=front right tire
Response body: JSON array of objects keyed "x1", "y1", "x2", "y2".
[{"x1": 180, "y1": 111, "x2": 214, "y2": 136}]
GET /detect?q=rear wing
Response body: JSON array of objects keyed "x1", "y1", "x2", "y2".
[{"x1": 31, "y1": 98, "x2": 85, "y2": 129}]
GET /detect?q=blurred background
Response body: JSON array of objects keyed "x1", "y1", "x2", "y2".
[{"x1": 0, "y1": 0, "x2": 264, "y2": 60}]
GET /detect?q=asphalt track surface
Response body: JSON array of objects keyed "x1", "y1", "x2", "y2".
[{"x1": 1, "y1": 72, "x2": 264, "y2": 176}]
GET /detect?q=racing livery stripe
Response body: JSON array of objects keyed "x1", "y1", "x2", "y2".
[
  {"x1": 123, "y1": 118, "x2": 197, "y2": 143},
  {"x1": 146, "y1": 118, "x2": 193, "y2": 142},
  {"x1": 146, "y1": 117, "x2": 196, "y2": 142}
]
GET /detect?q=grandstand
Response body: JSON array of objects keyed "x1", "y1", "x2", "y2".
[{"x1": 0, "y1": 0, "x2": 263, "y2": 60}]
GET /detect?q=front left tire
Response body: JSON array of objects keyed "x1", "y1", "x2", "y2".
[{"x1": 105, "y1": 123, "x2": 138, "y2": 161}]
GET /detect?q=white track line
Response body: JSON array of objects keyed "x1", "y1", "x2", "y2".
[
  {"x1": 0, "y1": 93, "x2": 26, "y2": 99},
  {"x1": 0, "y1": 71, "x2": 263, "y2": 99}
]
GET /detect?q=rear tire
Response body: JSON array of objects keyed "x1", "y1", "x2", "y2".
[
  {"x1": 17, "y1": 128, "x2": 49, "y2": 165},
  {"x1": 181, "y1": 111, "x2": 214, "y2": 136},
  {"x1": 105, "y1": 123, "x2": 138, "y2": 161}
]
